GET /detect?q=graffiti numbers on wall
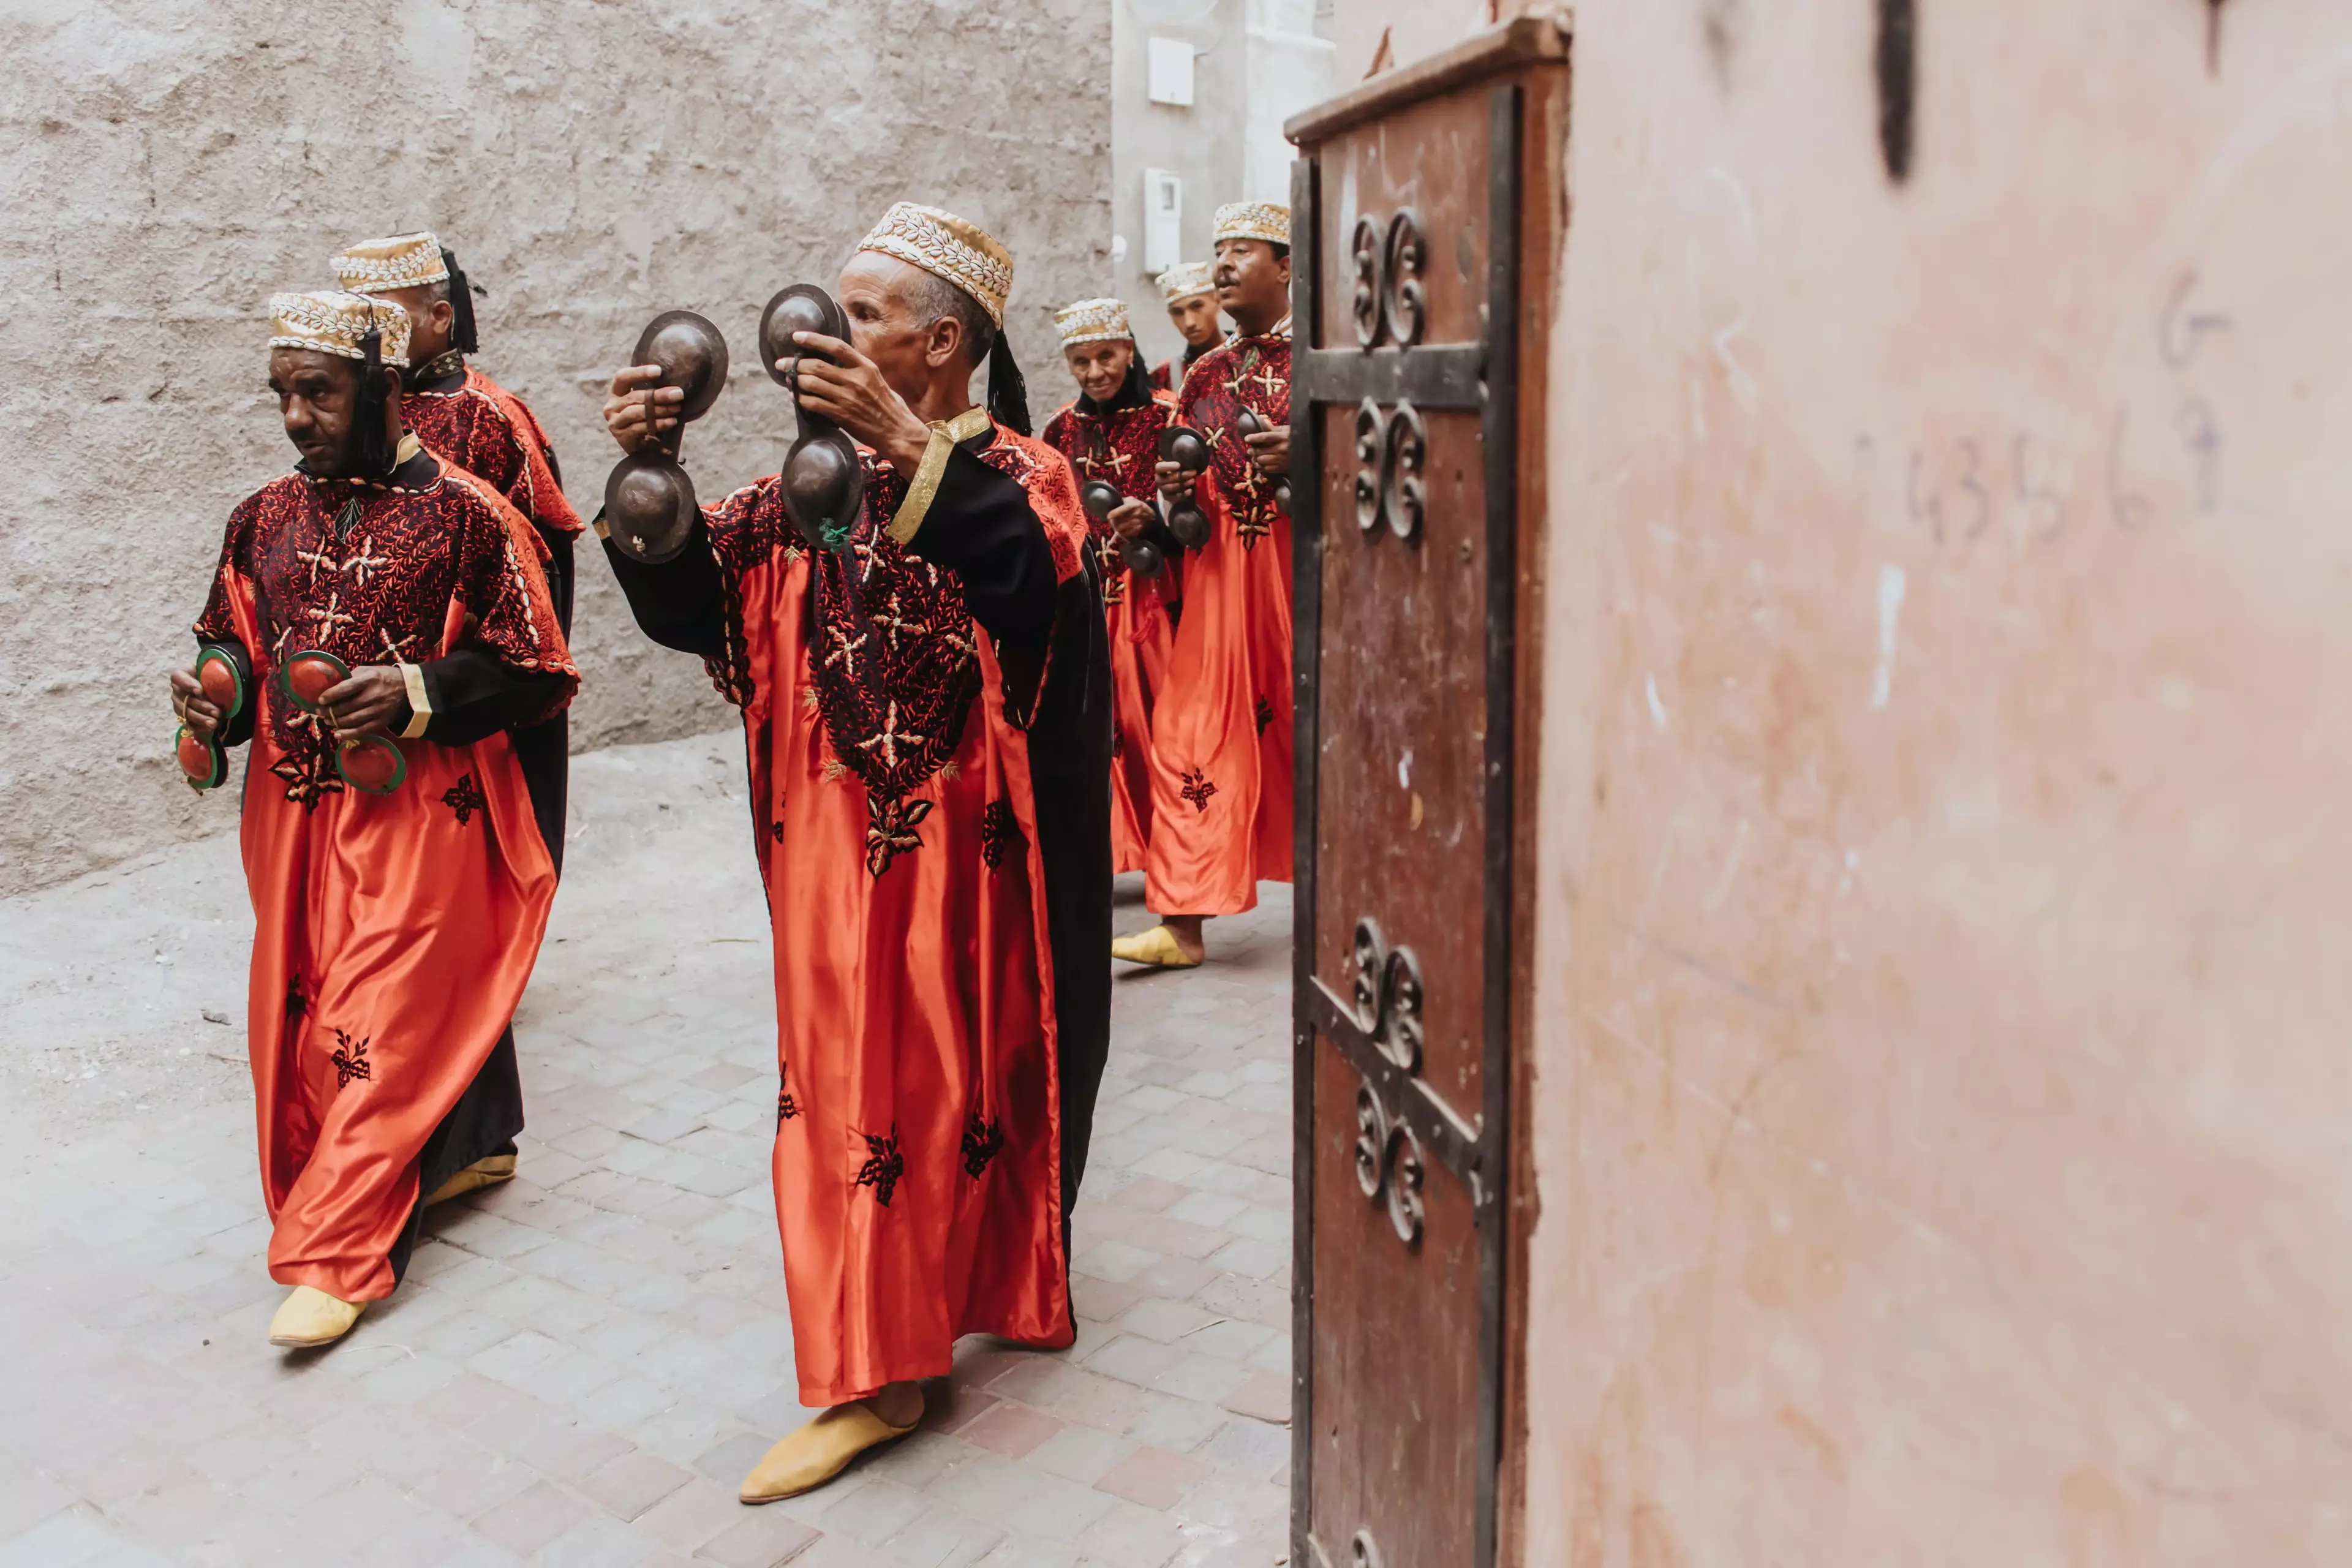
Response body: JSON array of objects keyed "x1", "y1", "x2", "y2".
[{"x1": 1858, "y1": 269, "x2": 2233, "y2": 551}]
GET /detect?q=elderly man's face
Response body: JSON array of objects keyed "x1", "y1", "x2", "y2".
[
  {"x1": 837, "y1": 251, "x2": 964, "y2": 404},
  {"x1": 1063, "y1": 338, "x2": 1135, "y2": 404},
  {"x1": 270, "y1": 349, "x2": 371, "y2": 476}
]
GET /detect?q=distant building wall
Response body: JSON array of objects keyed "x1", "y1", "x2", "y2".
[
  {"x1": 1105, "y1": 0, "x2": 1333, "y2": 380},
  {"x1": 1336, "y1": 2, "x2": 2352, "y2": 1562},
  {"x1": 0, "y1": 0, "x2": 1110, "y2": 895}
]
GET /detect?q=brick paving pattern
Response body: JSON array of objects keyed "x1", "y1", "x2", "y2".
[{"x1": 0, "y1": 736, "x2": 1291, "y2": 1567}]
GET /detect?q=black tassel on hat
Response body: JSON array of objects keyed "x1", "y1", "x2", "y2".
[
  {"x1": 440, "y1": 246, "x2": 480, "y2": 356},
  {"x1": 351, "y1": 323, "x2": 395, "y2": 481},
  {"x1": 987, "y1": 331, "x2": 1031, "y2": 437}
]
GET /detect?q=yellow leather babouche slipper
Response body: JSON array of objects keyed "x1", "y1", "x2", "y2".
[
  {"x1": 739, "y1": 1392, "x2": 924, "y2": 1503},
  {"x1": 268, "y1": 1285, "x2": 365, "y2": 1348},
  {"x1": 1110, "y1": 925, "x2": 1204, "y2": 968},
  {"x1": 426, "y1": 1153, "x2": 518, "y2": 1207}
]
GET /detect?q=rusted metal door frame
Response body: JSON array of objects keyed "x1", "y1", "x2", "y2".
[{"x1": 1291, "y1": 80, "x2": 1525, "y2": 1568}]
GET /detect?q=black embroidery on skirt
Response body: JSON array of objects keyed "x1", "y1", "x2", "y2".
[
  {"x1": 777, "y1": 1071, "x2": 799, "y2": 1125},
  {"x1": 853, "y1": 1126, "x2": 905, "y2": 1207},
  {"x1": 1110, "y1": 726, "x2": 1125, "y2": 761},
  {"x1": 1180, "y1": 768, "x2": 1218, "y2": 813},
  {"x1": 771, "y1": 820, "x2": 784, "y2": 843},
  {"x1": 865, "y1": 794, "x2": 933, "y2": 877},
  {"x1": 1255, "y1": 696, "x2": 1274, "y2": 737},
  {"x1": 330, "y1": 1028, "x2": 372, "y2": 1088},
  {"x1": 442, "y1": 772, "x2": 487, "y2": 825},
  {"x1": 285, "y1": 981, "x2": 307, "y2": 1020},
  {"x1": 962, "y1": 1112, "x2": 1005, "y2": 1178},
  {"x1": 979, "y1": 799, "x2": 1023, "y2": 872}
]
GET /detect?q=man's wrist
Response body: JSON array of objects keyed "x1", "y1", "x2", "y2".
[{"x1": 878, "y1": 414, "x2": 932, "y2": 478}]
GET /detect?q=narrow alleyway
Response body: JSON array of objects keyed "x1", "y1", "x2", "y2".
[{"x1": 0, "y1": 736, "x2": 1292, "y2": 1568}]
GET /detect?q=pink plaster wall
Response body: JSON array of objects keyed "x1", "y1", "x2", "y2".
[{"x1": 1343, "y1": 2, "x2": 2352, "y2": 1560}]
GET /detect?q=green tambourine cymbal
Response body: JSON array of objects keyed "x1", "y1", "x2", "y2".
[
  {"x1": 195, "y1": 646, "x2": 243, "y2": 722},
  {"x1": 279, "y1": 649, "x2": 351, "y2": 714},
  {"x1": 335, "y1": 734, "x2": 406, "y2": 795},
  {"x1": 175, "y1": 724, "x2": 225, "y2": 792}
]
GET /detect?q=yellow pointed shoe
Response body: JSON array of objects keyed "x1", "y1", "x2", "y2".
[
  {"x1": 268, "y1": 1285, "x2": 365, "y2": 1348},
  {"x1": 1111, "y1": 925, "x2": 1203, "y2": 968},
  {"x1": 739, "y1": 1389, "x2": 924, "y2": 1503},
  {"x1": 426, "y1": 1153, "x2": 517, "y2": 1207}
]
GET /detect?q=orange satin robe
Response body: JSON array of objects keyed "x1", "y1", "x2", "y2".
[
  {"x1": 1041, "y1": 393, "x2": 1179, "y2": 873},
  {"x1": 194, "y1": 463, "x2": 575, "y2": 1303},
  {"x1": 682, "y1": 428, "x2": 1090, "y2": 1404},
  {"x1": 1144, "y1": 330, "x2": 1295, "y2": 916}
]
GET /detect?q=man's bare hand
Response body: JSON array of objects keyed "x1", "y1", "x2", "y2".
[
  {"x1": 1106, "y1": 497, "x2": 1157, "y2": 543},
  {"x1": 782, "y1": 332, "x2": 931, "y2": 477},
  {"x1": 1155, "y1": 458, "x2": 1197, "y2": 507},
  {"x1": 168, "y1": 667, "x2": 221, "y2": 740},
  {"x1": 602, "y1": 365, "x2": 683, "y2": 455},
  {"x1": 1243, "y1": 423, "x2": 1290, "y2": 477},
  {"x1": 318, "y1": 666, "x2": 407, "y2": 742}
]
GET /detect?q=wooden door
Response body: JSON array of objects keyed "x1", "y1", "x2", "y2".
[{"x1": 1286, "y1": 22, "x2": 1567, "y2": 1568}]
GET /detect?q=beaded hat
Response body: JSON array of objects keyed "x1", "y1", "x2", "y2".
[
  {"x1": 267, "y1": 290, "x2": 412, "y2": 366},
  {"x1": 1155, "y1": 261, "x2": 1218, "y2": 304},
  {"x1": 858, "y1": 203, "x2": 1014, "y2": 328},
  {"x1": 1213, "y1": 202, "x2": 1291, "y2": 247},
  {"x1": 330, "y1": 233, "x2": 450, "y2": 295},
  {"x1": 1053, "y1": 297, "x2": 1134, "y2": 347}
]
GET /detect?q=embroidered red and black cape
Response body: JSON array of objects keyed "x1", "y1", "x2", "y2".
[
  {"x1": 192, "y1": 454, "x2": 575, "y2": 1302},
  {"x1": 603, "y1": 418, "x2": 1112, "y2": 1404}
]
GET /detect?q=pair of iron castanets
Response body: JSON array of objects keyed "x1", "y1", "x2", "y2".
[
  {"x1": 1141, "y1": 410, "x2": 1289, "y2": 564},
  {"x1": 174, "y1": 646, "x2": 404, "y2": 795},
  {"x1": 602, "y1": 287, "x2": 865, "y2": 564}
]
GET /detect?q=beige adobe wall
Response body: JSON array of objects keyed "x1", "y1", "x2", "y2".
[
  {"x1": 0, "y1": 0, "x2": 1109, "y2": 895},
  {"x1": 1349, "y1": 2, "x2": 2352, "y2": 1561}
]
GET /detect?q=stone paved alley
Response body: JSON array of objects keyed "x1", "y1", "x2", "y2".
[{"x1": 0, "y1": 736, "x2": 1292, "y2": 1567}]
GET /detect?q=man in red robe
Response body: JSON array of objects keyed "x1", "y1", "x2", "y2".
[
  {"x1": 334, "y1": 232, "x2": 582, "y2": 913},
  {"x1": 595, "y1": 203, "x2": 1112, "y2": 1501},
  {"x1": 167, "y1": 290, "x2": 575, "y2": 1348},
  {"x1": 1041, "y1": 296, "x2": 1180, "y2": 875},
  {"x1": 1112, "y1": 202, "x2": 1294, "y2": 969},
  {"x1": 1150, "y1": 260, "x2": 1226, "y2": 396}
]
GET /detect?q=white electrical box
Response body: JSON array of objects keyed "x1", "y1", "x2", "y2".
[
  {"x1": 1147, "y1": 36, "x2": 1195, "y2": 107},
  {"x1": 1143, "y1": 169, "x2": 1183, "y2": 274}
]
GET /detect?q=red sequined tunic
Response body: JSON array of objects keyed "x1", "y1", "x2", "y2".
[
  {"x1": 404, "y1": 366, "x2": 584, "y2": 543},
  {"x1": 1144, "y1": 328, "x2": 1294, "y2": 916},
  {"x1": 604, "y1": 420, "x2": 1109, "y2": 1404},
  {"x1": 192, "y1": 459, "x2": 575, "y2": 1302},
  {"x1": 1042, "y1": 391, "x2": 1178, "y2": 874}
]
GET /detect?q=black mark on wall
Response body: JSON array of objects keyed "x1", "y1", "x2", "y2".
[
  {"x1": 1875, "y1": 0, "x2": 1916, "y2": 183},
  {"x1": 2207, "y1": 0, "x2": 2228, "y2": 76},
  {"x1": 1703, "y1": 0, "x2": 1744, "y2": 90}
]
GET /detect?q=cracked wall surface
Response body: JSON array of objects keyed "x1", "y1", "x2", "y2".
[{"x1": 0, "y1": 0, "x2": 1110, "y2": 894}]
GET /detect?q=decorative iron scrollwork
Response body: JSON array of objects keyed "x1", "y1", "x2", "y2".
[
  {"x1": 1351, "y1": 1529, "x2": 1386, "y2": 1568},
  {"x1": 1348, "y1": 918, "x2": 1423, "y2": 1072},
  {"x1": 1382, "y1": 209, "x2": 1425, "y2": 347},
  {"x1": 1352, "y1": 399, "x2": 1385, "y2": 533},
  {"x1": 1349, "y1": 399, "x2": 1425, "y2": 541},
  {"x1": 1351, "y1": 216, "x2": 1385, "y2": 348},
  {"x1": 1382, "y1": 401, "x2": 1425, "y2": 540},
  {"x1": 1348, "y1": 919, "x2": 1425, "y2": 1246},
  {"x1": 1353, "y1": 1080, "x2": 1425, "y2": 1245},
  {"x1": 1349, "y1": 208, "x2": 1428, "y2": 350}
]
